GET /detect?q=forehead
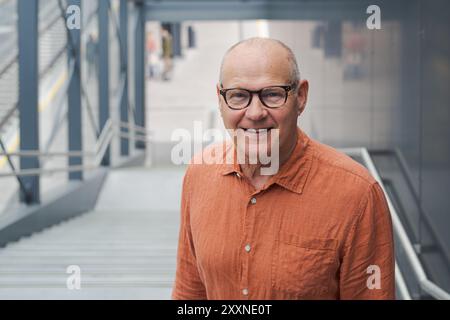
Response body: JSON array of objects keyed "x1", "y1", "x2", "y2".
[{"x1": 221, "y1": 44, "x2": 292, "y2": 89}]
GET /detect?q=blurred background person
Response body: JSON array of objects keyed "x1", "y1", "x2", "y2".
[
  {"x1": 161, "y1": 27, "x2": 173, "y2": 81},
  {"x1": 147, "y1": 31, "x2": 160, "y2": 79}
]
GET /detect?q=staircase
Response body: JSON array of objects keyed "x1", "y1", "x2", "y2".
[{"x1": 0, "y1": 166, "x2": 184, "y2": 299}]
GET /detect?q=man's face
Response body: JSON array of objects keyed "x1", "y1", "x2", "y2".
[{"x1": 217, "y1": 44, "x2": 308, "y2": 164}]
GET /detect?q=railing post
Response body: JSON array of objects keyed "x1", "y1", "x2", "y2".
[
  {"x1": 134, "y1": 0, "x2": 146, "y2": 149},
  {"x1": 188, "y1": 25, "x2": 196, "y2": 48},
  {"x1": 99, "y1": 0, "x2": 111, "y2": 165},
  {"x1": 18, "y1": 0, "x2": 40, "y2": 204},
  {"x1": 172, "y1": 22, "x2": 182, "y2": 57},
  {"x1": 67, "y1": 0, "x2": 83, "y2": 180},
  {"x1": 120, "y1": 0, "x2": 129, "y2": 156}
]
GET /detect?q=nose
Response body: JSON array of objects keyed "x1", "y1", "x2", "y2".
[{"x1": 244, "y1": 94, "x2": 268, "y2": 122}]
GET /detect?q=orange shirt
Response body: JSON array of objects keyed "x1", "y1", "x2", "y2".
[{"x1": 172, "y1": 127, "x2": 395, "y2": 300}]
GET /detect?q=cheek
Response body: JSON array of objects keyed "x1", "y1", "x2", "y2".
[
  {"x1": 220, "y1": 106, "x2": 244, "y2": 128},
  {"x1": 271, "y1": 107, "x2": 297, "y2": 129}
]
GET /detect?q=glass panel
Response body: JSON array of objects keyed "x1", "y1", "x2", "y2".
[
  {"x1": 38, "y1": 0, "x2": 69, "y2": 198},
  {"x1": 419, "y1": 0, "x2": 450, "y2": 293}
]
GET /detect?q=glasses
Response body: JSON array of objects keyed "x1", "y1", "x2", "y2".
[{"x1": 219, "y1": 84, "x2": 295, "y2": 110}]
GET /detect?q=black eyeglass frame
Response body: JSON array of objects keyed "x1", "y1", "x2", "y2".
[{"x1": 219, "y1": 84, "x2": 295, "y2": 110}]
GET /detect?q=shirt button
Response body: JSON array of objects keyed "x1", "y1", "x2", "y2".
[
  {"x1": 242, "y1": 288, "x2": 249, "y2": 296},
  {"x1": 245, "y1": 244, "x2": 251, "y2": 252},
  {"x1": 250, "y1": 197, "x2": 257, "y2": 204}
]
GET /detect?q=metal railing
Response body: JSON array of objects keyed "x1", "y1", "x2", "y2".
[
  {"x1": 0, "y1": 119, "x2": 152, "y2": 179},
  {"x1": 0, "y1": 136, "x2": 31, "y2": 202},
  {"x1": 342, "y1": 147, "x2": 450, "y2": 300},
  {"x1": 391, "y1": 148, "x2": 450, "y2": 268},
  {"x1": 395, "y1": 261, "x2": 412, "y2": 300}
]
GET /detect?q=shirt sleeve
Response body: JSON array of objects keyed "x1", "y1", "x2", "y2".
[
  {"x1": 171, "y1": 168, "x2": 207, "y2": 300},
  {"x1": 339, "y1": 182, "x2": 396, "y2": 300}
]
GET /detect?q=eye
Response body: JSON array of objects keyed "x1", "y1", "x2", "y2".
[
  {"x1": 262, "y1": 89, "x2": 284, "y2": 99},
  {"x1": 227, "y1": 90, "x2": 249, "y2": 101},
  {"x1": 230, "y1": 92, "x2": 246, "y2": 98}
]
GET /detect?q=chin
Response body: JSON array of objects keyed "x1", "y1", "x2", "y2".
[{"x1": 236, "y1": 141, "x2": 273, "y2": 165}]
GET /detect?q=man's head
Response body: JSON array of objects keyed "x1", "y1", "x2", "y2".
[{"x1": 217, "y1": 37, "x2": 309, "y2": 165}]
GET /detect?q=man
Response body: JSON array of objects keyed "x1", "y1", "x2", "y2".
[
  {"x1": 172, "y1": 37, "x2": 395, "y2": 300},
  {"x1": 161, "y1": 27, "x2": 173, "y2": 81}
]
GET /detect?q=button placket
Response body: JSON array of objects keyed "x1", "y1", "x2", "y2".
[
  {"x1": 240, "y1": 193, "x2": 259, "y2": 299},
  {"x1": 240, "y1": 229, "x2": 251, "y2": 298}
]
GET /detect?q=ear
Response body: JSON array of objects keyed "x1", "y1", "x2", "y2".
[
  {"x1": 217, "y1": 83, "x2": 225, "y2": 117},
  {"x1": 216, "y1": 84, "x2": 223, "y2": 107},
  {"x1": 216, "y1": 83, "x2": 221, "y2": 98},
  {"x1": 296, "y1": 79, "x2": 309, "y2": 116}
]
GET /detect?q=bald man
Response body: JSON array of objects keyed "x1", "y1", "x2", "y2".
[{"x1": 172, "y1": 38, "x2": 395, "y2": 300}]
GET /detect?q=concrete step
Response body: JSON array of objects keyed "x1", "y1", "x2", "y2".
[
  {"x1": 0, "y1": 277, "x2": 174, "y2": 288},
  {"x1": 0, "y1": 202, "x2": 180, "y2": 298},
  {"x1": 0, "y1": 266, "x2": 176, "y2": 273},
  {"x1": 0, "y1": 288, "x2": 173, "y2": 300},
  {"x1": 0, "y1": 166, "x2": 184, "y2": 298}
]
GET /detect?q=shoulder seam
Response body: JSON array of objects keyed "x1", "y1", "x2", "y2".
[{"x1": 312, "y1": 150, "x2": 375, "y2": 186}]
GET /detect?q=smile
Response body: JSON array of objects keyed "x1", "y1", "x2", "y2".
[{"x1": 240, "y1": 128, "x2": 274, "y2": 133}]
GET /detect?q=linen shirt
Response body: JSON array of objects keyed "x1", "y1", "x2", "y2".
[{"x1": 172, "y1": 127, "x2": 395, "y2": 300}]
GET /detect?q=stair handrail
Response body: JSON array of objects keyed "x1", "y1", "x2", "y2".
[
  {"x1": 341, "y1": 147, "x2": 450, "y2": 300},
  {"x1": 0, "y1": 119, "x2": 152, "y2": 178}
]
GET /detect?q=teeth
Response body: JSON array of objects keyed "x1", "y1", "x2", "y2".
[
  {"x1": 244, "y1": 128, "x2": 271, "y2": 133},
  {"x1": 244, "y1": 128, "x2": 272, "y2": 133}
]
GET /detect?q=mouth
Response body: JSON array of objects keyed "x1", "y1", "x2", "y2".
[{"x1": 239, "y1": 127, "x2": 274, "y2": 133}]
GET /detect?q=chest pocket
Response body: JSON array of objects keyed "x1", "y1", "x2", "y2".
[{"x1": 271, "y1": 233, "x2": 339, "y2": 298}]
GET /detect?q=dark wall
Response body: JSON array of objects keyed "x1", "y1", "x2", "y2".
[{"x1": 417, "y1": 0, "x2": 450, "y2": 292}]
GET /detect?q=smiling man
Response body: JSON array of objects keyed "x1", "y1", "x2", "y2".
[{"x1": 172, "y1": 38, "x2": 395, "y2": 300}]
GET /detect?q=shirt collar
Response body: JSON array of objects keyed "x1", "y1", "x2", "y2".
[{"x1": 221, "y1": 127, "x2": 313, "y2": 194}]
